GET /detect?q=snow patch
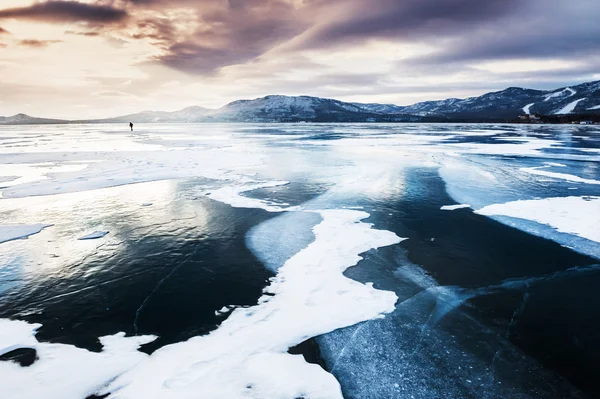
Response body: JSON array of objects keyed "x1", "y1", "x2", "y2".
[
  {"x1": 0, "y1": 319, "x2": 156, "y2": 399},
  {"x1": 0, "y1": 224, "x2": 50, "y2": 244},
  {"x1": 521, "y1": 167, "x2": 600, "y2": 185},
  {"x1": 544, "y1": 87, "x2": 576, "y2": 102},
  {"x1": 522, "y1": 103, "x2": 534, "y2": 115},
  {"x1": 78, "y1": 231, "x2": 109, "y2": 240},
  {"x1": 440, "y1": 204, "x2": 471, "y2": 211},
  {"x1": 554, "y1": 98, "x2": 586, "y2": 114},
  {"x1": 105, "y1": 209, "x2": 403, "y2": 399},
  {"x1": 587, "y1": 104, "x2": 600, "y2": 110},
  {"x1": 543, "y1": 162, "x2": 566, "y2": 167},
  {"x1": 205, "y1": 181, "x2": 296, "y2": 212},
  {"x1": 476, "y1": 196, "x2": 600, "y2": 243}
]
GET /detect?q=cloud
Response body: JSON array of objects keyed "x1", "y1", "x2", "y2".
[
  {"x1": 122, "y1": 0, "x2": 308, "y2": 74},
  {"x1": 19, "y1": 39, "x2": 63, "y2": 48},
  {"x1": 65, "y1": 30, "x2": 100, "y2": 37},
  {"x1": 0, "y1": 26, "x2": 9, "y2": 35},
  {"x1": 0, "y1": 1, "x2": 128, "y2": 24},
  {"x1": 290, "y1": 0, "x2": 521, "y2": 50}
]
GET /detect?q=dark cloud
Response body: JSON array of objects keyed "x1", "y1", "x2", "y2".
[
  {"x1": 19, "y1": 39, "x2": 63, "y2": 48},
  {"x1": 0, "y1": 1, "x2": 128, "y2": 24},
  {"x1": 126, "y1": 0, "x2": 308, "y2": 74},
  {"x1": 65, "y1": 30, "x2": 100, "y2": 36},
  {"x1": 0, "y1": 26, "x2": 9, "y2": 34},
  {"x1": 293, "y1": 0, "x2": 521, "y2": 49},
  {"x1": 396, "y1": 0, "x2": 600, "y2": 65}
]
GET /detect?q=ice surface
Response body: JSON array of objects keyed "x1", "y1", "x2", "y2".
[
  {"x1": 521, "y1": 166, "x2": 600, "y2": 185},
  {"x1": 477, "y1": 196, "x2": 600, "y2": 243},
  {"x1": 1, "y1": 123, "x2": 599, "y2": 398},
  {"x1": 0, "y1": 224, "x2": 49, "y2": 244},
  {"x1": 205, "y1": 180, "x2": 296, "y2": 212},
  {"x1": 0, "y1": 206, "x2": 403, "y2": 399},
  {"x1": 78, "y1": 231, "x2": 109, "y2": 240},
  {"x1": 0, "y1": 319, "x2": 156, "y2": 399},
  {"x1": 104, "y1": 209, "x2": 403, "y2": 399},
  {"x1": 440, "y1": 204, "x2": 471, "y2": 211},
  {"x1": 554, "y1": 98, "x2": 586, "y2": 114}
]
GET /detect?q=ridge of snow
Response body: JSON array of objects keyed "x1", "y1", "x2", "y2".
[
  {"x1": 554, "y1": 98, "x2": 586, "y2": 114},
  {"x1": 587, "y1": 104, "x2": 600, "y2": 110}
]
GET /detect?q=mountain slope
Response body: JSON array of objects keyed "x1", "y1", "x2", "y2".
[
  {"x1": 80, "y1": 106, "x2": 211, "y2": 123},
  {"x1": 204, "y1": 95, "x2": 416, "y2": 122},
  {"x1": 401, "y1": 80, "x2": 600, "y2": 119},
  {"x1": 0, "y1": 113, "x2": 68, "y2": 125},
  {"x1": 2, "y1": 80, "x2": 600, "y2": 124}
]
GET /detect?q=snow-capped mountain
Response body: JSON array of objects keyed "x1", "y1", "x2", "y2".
[
  {"x1": 399, "y1": 80, "x2": 600, "y2": 119},
  {"x1": 2, "y1": 80, "x2": 600, "y2": 124},
  {"x1": 203, "y1": 95, "x2": 416, "y2": 122}
]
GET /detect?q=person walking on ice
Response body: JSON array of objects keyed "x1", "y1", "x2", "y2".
[{"x1": 129, "y1": 122, "x2": 134, "y2": 131}]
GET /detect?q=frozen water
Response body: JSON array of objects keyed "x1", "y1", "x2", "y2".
[
  {"x1": 78, "y1": 231, "x2": 109, "y2": 240},
  {"x1": 0, "y1": 122, "x2": 599, "y2": 398},
  {"x1": 0, "y1": 224, "x2": 50, "y2": 244},
  {"x1": 477, "y1": 196, "x2": 600, "y2": 243},
  {"x1": 440, "y1": 204, "x2": 471, "y2": 211}
]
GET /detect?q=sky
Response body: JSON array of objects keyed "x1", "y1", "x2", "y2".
[{"x1": 0, "y1": 0, "x2": 599, "y2": 119}]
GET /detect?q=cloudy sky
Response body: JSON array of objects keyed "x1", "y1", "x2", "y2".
[{"x1": 0, "y1": 0, "x2": 598, "y2": 119}]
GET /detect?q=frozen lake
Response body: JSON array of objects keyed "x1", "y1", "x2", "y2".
[{"x1": 0, "y1": 123, "x2": 599, "y2": 398}]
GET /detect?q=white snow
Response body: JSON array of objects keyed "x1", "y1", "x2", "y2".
[
  {"x1": 440, "y1": 204, "x2": 471, "y2": 211},
  {"x1": 78, "y1": 231, "x2": 109, "y2": 240},
  {"x1": 101, "y1": 209, "x2": 402, "y2": 399},
  {"x1": 0, "y1": 224, "x2": 50, "y2": 244},
  {"x1": 476, "y1": 196, "x2": 600, "y2": 243},
  {"x1": 554, "y1": 98, "x2": 586, "y2": 114},
  {"x1": 544, "y1": 87, "x2": 576, "y2": 102},
  {"x1": 522, "y1": 103, "x2": 534, "y2": 115},
  {"x1": 206, "y1": 181, "x2": 295, "y2": 212},
  {"x1": 543, "y1": 162, "x2": 566, "y2": 167},
  {"x1": 587, "y1": 104, "x2": 600, "y2": 110},
  {"x1": 521, "y1": 167, "x2": 600, "y2": 185},
  {"x1": 0, "y1": 319, "x2": 156, "y2": 399}
]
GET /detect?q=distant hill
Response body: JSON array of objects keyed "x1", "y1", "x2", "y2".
[
  {"x1": 397, "y1": 80, "x2": 600, "y2": 120},
  {"x1": 0, "y1": 113, "x2": 68, "y2": 125},
  {"x1": 2, "y1": 80, "x2": 600, "y2": 124}
]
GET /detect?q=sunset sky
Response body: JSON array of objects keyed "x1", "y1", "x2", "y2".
[{"x1": 0, "y1": 0, "x2": 599, "y2": 119}]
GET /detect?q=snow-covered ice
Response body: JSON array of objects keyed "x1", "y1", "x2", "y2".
[
  {"x1": 104, "y1": 209, "x2": 402, "y2": 399},
  {"x1": 521, "y1": 166, "x2": 600, "y2": 185},
  {"x1": 477, "y1": 196, "x2": 600, "y2": 243},
  {"x1": 0, "y1": 122, "x2": 599, "y2": 398},
  {"x1": 0, "y1": 319, "x2": 156, "y2": 399},
  {"x1": 0, "y1": 224, "x2": 50, "y2": 244},
  {"x1": 440, "y1": 204, "x2": 471, "y2": 211},
  {"x1": 78, "y1": 231, "x2": 109, "y2": 240}
]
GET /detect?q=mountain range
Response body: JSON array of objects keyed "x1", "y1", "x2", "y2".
[{"x1": 2, "y1": 80, "x2": 600, "y2": 125}]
